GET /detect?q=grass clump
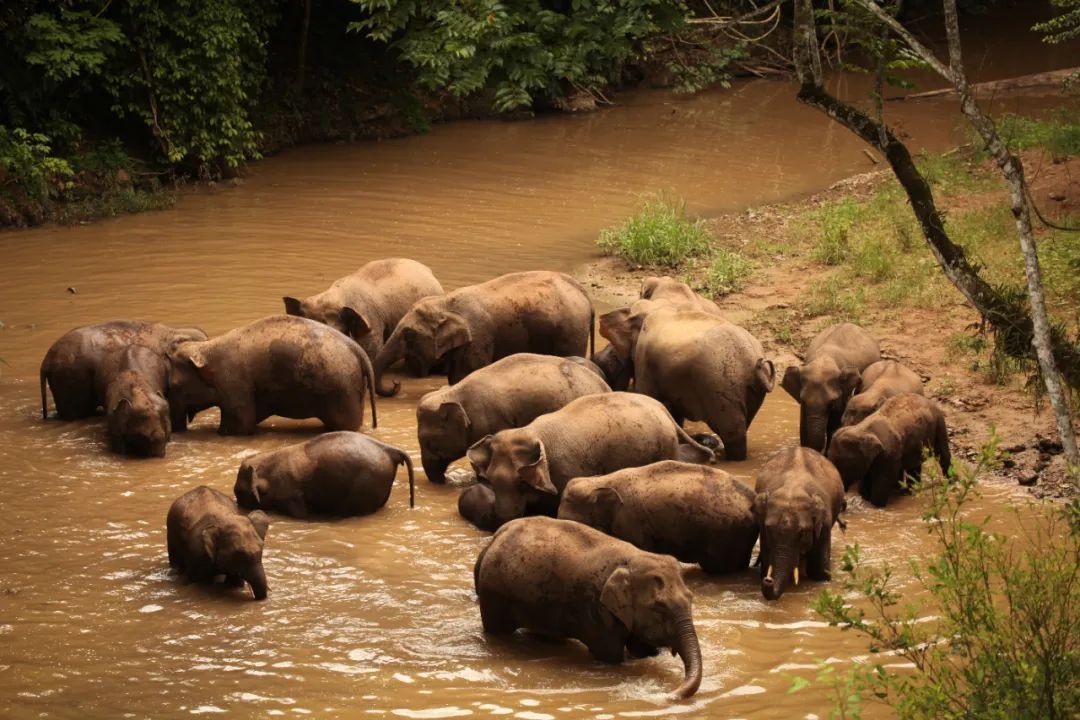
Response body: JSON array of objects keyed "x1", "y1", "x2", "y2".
[
  {"x1": 598, "y1": 195, "x2": 711, "y2": 267},
  {"x1": 699, "y1": 248, "x2": 753, "y2": 297},
  {"x1": 994, "y1": 111, "x2": 1080, "y2": 158},
  {"x1": 811, "y1": 197, "x2": 861, "y2": 265},
  {"x1": 804, "y1": 277, "x2": 865, "y2": 322}
]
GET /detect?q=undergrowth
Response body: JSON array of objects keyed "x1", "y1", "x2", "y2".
[{"x1": 598, "y1": 195, "x2": 711, "y2": 267}]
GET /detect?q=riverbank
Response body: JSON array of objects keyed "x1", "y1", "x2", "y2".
[{"x1": 581, "y1": 123, "x2": 1080, "y2": 499}]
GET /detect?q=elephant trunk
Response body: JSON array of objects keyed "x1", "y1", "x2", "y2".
[
  {"x1": 421, "y1": 450, "x2": 449, "y2": 485},
  {"x1": 372, "y1": 330, "x2": 405, "y2": 397},
  {"x1": 802, "y1": 408, "x2": 829, "y2": 453},
  {"x1": 761, "y1": 546, "x2": 796, "y2": 601},
  {"x1": 246, "y1": 564, "x2": 268, "y2": 601},
  {"x1": 671, "y1": 615, "x2": 703, "y2": 700}
]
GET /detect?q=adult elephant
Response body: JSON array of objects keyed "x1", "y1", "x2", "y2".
[
  {"x1": 754, "y1": 447, "x2": 845, "y2": 601},
  {"x1": 283, "y1": 258, "x2": 444, "y2": 361},
  {"x1": 841, "y1": 359, "x2": 924, "y2": 426},
  {"x1": 781, "y1": 323, "x2": 881, "y2": 452},
  {"x1": 416, "y1": 353, "x2": 610, "y2": 483},
  {"x1": 40, "y1": 320, "x2": 206, "y2": 420},
  {"x1": 167, "y1": 315, "x2": 377, "y2": 435},
  {"x1": 371, "y1": 271, "x2": 594, "y2": 396},
  {"x1": 600, "y1": 300, "x2": 775, "y2": 460},
  {"x1": 467, "y1": 392, "x2": 714, "y2": 527},
  {"x1": 559, "y1": 460, "x2": 758, "y2": 574},
  {"x1": 475, "y1": 516, "x2": 703, "y2": 699}
]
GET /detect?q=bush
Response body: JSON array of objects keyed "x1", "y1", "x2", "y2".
[
  {"x1": 699, "y1": 247, "x2": 753, "y2": 297},
  {"x1": 812, "y1": 198, "x2": 862, "y2": 265},
  {"x1": 994, "y1": 112, "x2": 1080, "y2": 158},
  {"x1": 797, "y1": 438, "x2": 1080, "y2": 720},
  {"x1": 598, "y1": 196, "x2": 712, "y2": 267},
  {"x1": 0, "y1": 126, "x2": 73, "y2": 202}
]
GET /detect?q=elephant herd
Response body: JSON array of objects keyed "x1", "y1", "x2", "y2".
[{"x1": 37, "y1": 259, "x2": 953, "y2": 701}]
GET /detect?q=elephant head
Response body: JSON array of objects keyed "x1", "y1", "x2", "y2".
[
  {"x1": 559, "y1": 479, "x2": 622, "y2": 532},
  {"x1": 781, "y1": 357, "x2": 862, "y2": 452},
  {"x1": 416, "y1": 392, "x2": 471, "y2": 483},
  {"x1": 841, "y1": 392, "x2": 882, "y2": 427},
  {"x1": 466, "y1": 431, "x2": 557, "y2": 525},
  {"x1": 234, "y1": 460, "x2": 268, "y2": 509},
  {"x1": 753, "y1": 487, "x2": 829, "y2": 601},
  {"x1": 591, "y1": 345, "x2": 632, "y2": 391},
  {"x1": 107, "y1": 386, "x2": 170, "y2": 458},
  {"x1": 827, "y1": 425, "x2": 885, "y2": 491},
  {"x1": 600, "y1": 555, "x2": 703, "y2": 699},
  {"x1": 198, "y1": 512, "x2": 270, "y2": 600},
  {"x1": 457, "y1": 483, "x2": 498, "y2": 532},
  {"x1": 283, "y1": 296, "x2": 372, "y2": 344},
  {"x1": 372, "y1": 299, "x2": 471, "y2": 397},
  {"x1": 166, "y1": 343, "x2": 219, "y2": 431}
]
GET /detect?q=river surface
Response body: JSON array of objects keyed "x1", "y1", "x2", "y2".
[{"x1": 0, "y1": 8, "x2": 1074, "y2": 717}]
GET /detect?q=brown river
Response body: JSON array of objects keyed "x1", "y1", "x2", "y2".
[{"x1": 1, "y1": 11, "x2": 1075, "y2": 717}]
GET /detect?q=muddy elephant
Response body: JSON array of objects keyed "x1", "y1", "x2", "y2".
[
  {"x1": 372, "y1": 271, "x2": 594, "y2": 396},
  {"x1": 235, "y1": 431, "x2": 414, "y2": 517},
  {"x1": 167, "y1": 486, "x2": 270, "y2": 600},
  {"x1": 40, "y1": 320, "x2": 206, "y2": 420},
  {"x1": 841, "y1": 359, "x2": 924, "y2": 426},
  {"x1": 167, "y1": 315, "x2": 377, "y2": 435},
  {"x1": 601, "y1": 301, "x2": 775, "y2": 460},
  {"x1": 754, "y1": 447, "x2": 845, "y2": 601},
  {"x1": 283, "y1": 257, "x2": 444, "y2": 361},
  {"x1": 559, "y1": 460, "x2": 758, "y2": 574},
  {"x1": 639, "y1": 276, "x2": 723, "y2": 316},
  {"x1": 103, "y1": 345, "x2": 172, "y2": 458},
  {"x1": 475, "y1": 516, "x2": 702, "y2": 698},
  {"x1": 458, "y1": 482, "x2": 498, "y2": 531},
  {"x1": 466, "y1": 392, "x2": 714, "y2": 527},
  {"x1": 416, "y1": 353, "x2": 611, "y2": 483},
  {"x1": 828, "y1": 393, "x2": 951, "y2": 507},
  {"x1": 781, "y1": 323, "x2": 881, "y2": 452}
]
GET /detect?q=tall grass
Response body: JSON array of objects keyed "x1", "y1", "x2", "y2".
[
  {"x1": 598, "y1": 196, "x2": 711, "y2": 267},
  {"x1": 699, "y1": 248, "x2": 754, "y2": 297}
]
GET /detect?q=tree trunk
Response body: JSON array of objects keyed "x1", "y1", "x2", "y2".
[{"x1": 295, "y1": 0, "x2": 312, "y2": 92}]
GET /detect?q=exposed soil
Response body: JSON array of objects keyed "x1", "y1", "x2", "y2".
[{"x1": 579, "y1": 153, "x2": 1080, "y2": 500}]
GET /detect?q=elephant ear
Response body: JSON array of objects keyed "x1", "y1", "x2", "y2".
[
  {"x1": 639, "y1": 277, "x2": 661, "y2": 300},
  {"x1": 340, "y1": 306, "x2": 372, "y2": 340},
  {"x1": 756, "y1": 358, "x2": 776, "y2": 393},
  {"x1": 588, "y1": 486, "x2": 622, "y2": 528},
  {"x1": 434, "y1": 311, "x2": 472, "y2": 358},
  {"x1": 599, "y1": 307, "x2": 635, "y2": 359},
  {"x1": 810, "y1": 494, "x2": 828, "y2": 538},
  {"x1": 438, "y1": 401, "x2": 471, "y2": 432},
  {"x1": 247, "y1": 511, "x2": 270, "y2": 541},
  {"x1": 781, "y1": 365, "x2": 802, "y2": 400},
  {"x1": 200, "y1": 527, "x2": 217, "y2": 564},
  {"x1": 517, "y1": 440, "x2": 556, "y2": 495},
  {"x1": 753, "y1": 491, "x2": 768, "y2": 524},
  {"x1": 186, "y1": 348, "x2": 216, "y2": 386},
  {"x1": 283, "y1": 296, "x2": 304, "y2": 316},
  {"x1": 839, "y1": 367, "x2": 862, "y2": 396},
  {"x1": 600, "y1": 566, "x2": 635, "y2": 629},
  {"x1": 466, "y1": 435, "x2": 495, "y2": 478}
]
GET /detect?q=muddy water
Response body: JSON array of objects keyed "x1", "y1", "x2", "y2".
[{"x1": 0, "y1": 17, "x2": 1071, "y2": 716}]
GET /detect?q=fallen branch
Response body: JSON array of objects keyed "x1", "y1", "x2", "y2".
[{"x1": 887, "y1": 67, "x2": 1078, "y2": 101}]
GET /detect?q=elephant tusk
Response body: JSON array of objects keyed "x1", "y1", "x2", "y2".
[
  {"x1": 794, "y1": 567, "x2": 800, "y2": 586},
  {"x1": 765, "y1": 565, "x2": 774, "y2": 582}
]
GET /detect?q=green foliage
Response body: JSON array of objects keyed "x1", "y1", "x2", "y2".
[
  {"x1": 799, "y1": 439, "x2": 1080, "y2": 719},
  {"x1": 698, "y1": 247, "x2": 753, "y2": 297},
  {"x1": 812, "y1": 197, "x2": 860, "y2": 265},
  {"x1": 1033, "y1": 0, "x2": 1080, "y2": 44},
  {"x1": 24, "y1": 8, "x2": 124, "y2": 82},
  {"x1": 0, "y1": 126, "x2": 72, "y2": 201},
  {"x1": 349, "y1": 0, "x2": 689, "y2": 111},
  {"x1": 804, "y1": 276, "x2": 865, "y2": 321},
  {"x1": 598, "y1": 195, "x2": 711, "y2": 267},
  {"x1": 992, "y1": 112, "x2": 1080, "y2": 158},
  {"x1": 665, "y1": 41, "x2": 748, "y2": 94}
]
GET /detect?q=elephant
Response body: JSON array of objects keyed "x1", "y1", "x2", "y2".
[
  {"x1": 559, "y1": 460, "x2": 758, "y2": 574},
  {"x1": 600, "y1": 300, "x2": 775, "y2": 460},
  {"x1": 458, "y1": 482, "x2": 498, "y2": 531},
  {"x1": 372, "y1": 271, "x2": 594, "y2": 396},
  {"x1": 283, "y1": 257, "x2": 444, "y2": 361},
  {"x1": 474, "y1": 516, "x2": 703, "y2": 699},
  {"x1": 828, "y1": 393, "x2": 951, "y2": 507},
  {"x1": 166, "y1": 485, "x2": 270, "y2": 600},
  {"x1": 591, "y1": 344, "x2": 632, "y2": 391},
  {"x1": 754, "y1": 447, "x2": 845, "y2": 601},
  {"x1": 416, "y1": 353, "x2": 611, "y2": 483},
  {"x1": 781, "y1": 323, "x2": 881, "y2": 453},
  {"x1": 103, "y1": 345, "x2": 172, "y2": 458},
  {"x1": 466, "y1": 392, "x2": 714, "y2": 527},
  {"x1": 234, "y1": 431, "x2": 414, "y2": 517},
  {"x1": 167, "y1": 315, "x2": 377, "y2": 436},
  {"x1": 40, "y1": 320, "x2": 206, "y2": 420},
  {"x1": 639, "y1": 276, "x2": 724, "y2": 316},
  {"x1": 841, "y1": 359, "x2": 924, "y2": 426}
]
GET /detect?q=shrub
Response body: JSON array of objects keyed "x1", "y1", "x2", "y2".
[
  {"x1": 803, "y1": 276, "x2": 865, "y2": 321},
  {"x1": 598, "y1": 196, "x2": 711, "y2": 267},
  {"x1": 993, "y1": 112, "x2": 1080, "y2": 158},
  {"x1": 798, "y1": 438, "x2": 1080, "y2": 720},
  {"x1": 0, "y1": 126, "x2": 73, "y2": 202},
  {"x1": 699, "y1": 248, "x2": 753, "y2": 297},
  {"x1": 812, "y1": 198, "x2": 862, "y2": 265}
]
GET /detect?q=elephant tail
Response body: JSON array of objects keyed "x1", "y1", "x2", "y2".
[
  {"x1": 355, "y1": 344, "x2": 378, "y2": 430},
  {"x1": 588, "y1": 308, "x2": 596, "y2": 360},
  {"x1": 674, "y1": 424, "x2": 716, "y2": 465},
  {"x1": 39, "y1": 363, "x2": 49, "y2": 420},
  {"x1": 393, "y1": 448, "x2": 416, "y2": 509}
]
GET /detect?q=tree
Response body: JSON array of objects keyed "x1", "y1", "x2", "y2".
[{"x1": 791, "y1": 0, "x2": 1079, "y2": 470}]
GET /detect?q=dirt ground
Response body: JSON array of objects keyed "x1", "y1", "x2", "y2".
[{"x1": 579, "y1": 155, "x2": 1079, "y2": 500}]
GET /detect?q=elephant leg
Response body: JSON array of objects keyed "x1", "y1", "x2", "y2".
[
  {"x1": 626, "y1": 634, "x2": 660, "y2": 658},
  {"x1": 224, "y1": 574, "x2": 245, "y2": 588},
  {"x1": 320, "y1": 401, "x2": 363, "y2": 433},
  {"x1": 218, "y1": 398, "x2": 258, "y2": 436},
  {"x1": 721, "y1": 432, "x2": 748, "y2": 462},
  {"x1": 808, "y1": 529, "x2": 831, "y2": 581},
  {"x1": 582, "y1": 626, "x2": 627, "y2": 664},
  {"x1": 478, "y1": 594, "x2": 517, "y2": 635},
  {"x1": 167, "y1": 537, "x2": 181, "y2": 569}
]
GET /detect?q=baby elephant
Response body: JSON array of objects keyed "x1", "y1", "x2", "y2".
[
  {"x1": 467, "y1": 392, "x2": 715, "y2": 527},
  {"x1": 559, "y1": 461, "x2": 758, "y2": 574},
  {"x1": 829, "y1": 393, "x2": 951, "y2": 507},
  {"x1": 475, "y1": 516, "x2": 703, "y2": 699},
  {"x1": 234, "y1": 431, "x2": 415, "y2": 518},
  {"x1": 754, "y1": 447, "x2": 845, "y2": 601},
  {"x1": 104, "y1": 345, "x2": 172, "y2": 457},
  {"x1": 458, "y1": 482, "x2": 497, "y2": 531},
  {"x1": 417, "y1": 353, "x2": 611, "y2": 483},
  {"x1": 841, "y1": 360, "x2": 924, "y2": 426},
  {"x1": 167, "y1": 486, "x2": 270, "y2": 600}
]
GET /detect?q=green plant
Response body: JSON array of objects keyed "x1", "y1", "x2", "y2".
[
  {"x1": 699, "y1": 248, "x2": 753, "y2": 297},
  {"x1": 798, "y1": 438, "x2": 1080, "y2": 719},
  {"x1": 598, "y1": 195, "x2": 711, "y2": 267},
  {"x1": 0, "y1": 126, "x2": 73, "y2": 201},
  {"x1": 986, "y1": 113, "x2": 1080, "y2": 159},
  {"x1": 803, "y1": 276, "x2": 865, "y2": 321},
  {"x1": 812, "y1": 198, "x2": 862, "y2": 265}
]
